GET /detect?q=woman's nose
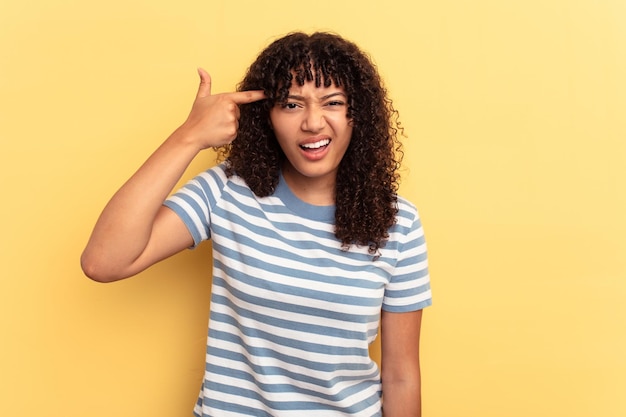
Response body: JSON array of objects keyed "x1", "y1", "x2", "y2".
[{"x1": 301, "y1": 106, "x2": 326, "y2": 132}]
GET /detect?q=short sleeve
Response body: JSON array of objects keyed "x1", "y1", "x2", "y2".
[
  {"x1": 163, "y1": 164, "x2": 228, "y2": 248},
  {"x1": 382, "y1": 203, "x2": 432, "y2": 312}
]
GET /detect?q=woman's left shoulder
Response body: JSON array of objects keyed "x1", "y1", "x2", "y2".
[{"x1": 395, "y1": 195, "x2": 420, "y2": 220}]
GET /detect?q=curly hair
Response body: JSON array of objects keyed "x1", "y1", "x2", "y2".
[{"x1": 218, "y1": 31, "x2": 404, "y2": 255}]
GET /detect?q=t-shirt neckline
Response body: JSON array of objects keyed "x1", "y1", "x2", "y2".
[{"x1": 274, "y1": 171, "x2": 335, "y2": 222}]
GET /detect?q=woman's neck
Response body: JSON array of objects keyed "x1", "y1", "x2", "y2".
[{"x1": 281, "y1": 163, "x2": 336, "y2": 206}]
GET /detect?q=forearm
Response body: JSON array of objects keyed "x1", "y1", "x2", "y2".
[
  {"x1": 380, "y1": 309, "x2": 424, "y2": 417},
  {"x1": 381, "y1": 376, "x2": 422, "y2": 417},
  {"x1": 81, "y1": 129, "x2": 200, "y2": 280}
]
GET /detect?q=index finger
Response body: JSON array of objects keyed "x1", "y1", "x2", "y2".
[{"x1": 227, "y1": 90, "x2": 266, "y2": 104}]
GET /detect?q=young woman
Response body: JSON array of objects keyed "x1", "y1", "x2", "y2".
[{"x1": 82, "y1": 31, "x2": 431, "y2": 417}]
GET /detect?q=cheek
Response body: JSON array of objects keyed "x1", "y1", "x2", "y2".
[
  {"x1": 345, "y1": 123, "x2": 354, "y2": 137},
  {"x1": 333, "y1": 118, "x2": 353, "y2": 138},
  {"x1": 269, "y1": 119, "x2": 294, "y2": 149},
  {"x1": 327, "y1": 113, "x2": 351, "y2": 130},
  {"x1": 269, "y1": 112, "x2": 292, "y2": 137},
  {"x1": 272, "y1": 124, "x2": 289, "y2": 143}
]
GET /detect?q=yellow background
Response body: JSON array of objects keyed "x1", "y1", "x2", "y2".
[{"x1": 1, "y1": 0, "x2": 625, "y2": 416}]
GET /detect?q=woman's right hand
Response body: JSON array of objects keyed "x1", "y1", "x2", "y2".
[{"x1": 177, "y1": 68, "x2": 266, "y2": 149}]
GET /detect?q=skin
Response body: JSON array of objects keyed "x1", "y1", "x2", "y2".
[
  {"x1": 81, "y1": 68, "x2": 423, "y2": 416},
  {"x1": 269, "y1": 81, "x2": 353, "y2": 206},
  {"x1": 381, "y1": 310, "x2": 424, "y2": 416}
]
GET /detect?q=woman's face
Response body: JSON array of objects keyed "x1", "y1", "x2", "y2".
[{"x1": 269, "y1": 79, "x2": 353, "y2": 187}]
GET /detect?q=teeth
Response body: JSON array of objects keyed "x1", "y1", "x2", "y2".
[{"x1": 301, "y1": 139, "x2": 330, "y2": 149}]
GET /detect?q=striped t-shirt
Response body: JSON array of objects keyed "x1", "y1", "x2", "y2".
[{"x1": 164, "y1": 163, "x2": 432, "y2": 417}]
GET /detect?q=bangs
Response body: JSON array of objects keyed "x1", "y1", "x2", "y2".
[
  {"x1": 274, "y1": 58, "x2": 346, "y2": 103},
  {"x1": 239, "y1": 32, "x2": 360, "y2": 110},
  {"x1": 292, "y1": 60, "x2": 344, "y2": 88}
]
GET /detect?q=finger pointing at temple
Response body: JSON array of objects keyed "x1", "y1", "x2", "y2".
[
  {"x1": 180, "y1": 69, "x2": 266, "y2": 149},
  {"x1": 227, "y1": 89, "x2": 267, "y2": 104},
  {"x1": 197, "y1": 68, "x2": 265, "y2": 103}
]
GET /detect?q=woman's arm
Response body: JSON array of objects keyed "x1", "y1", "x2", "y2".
[
  {"x1": 380, "y1": 309, "x2": 424, "y2": 417},
  {"x1": 80, "y1": 69, "x2": 265, "y2": 282}
]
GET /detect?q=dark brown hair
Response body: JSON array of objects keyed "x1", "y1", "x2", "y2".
[{"x1": 219, "y1": 31, "x2": 403, "y2": 254}]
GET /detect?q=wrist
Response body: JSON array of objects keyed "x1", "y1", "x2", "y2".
[{"x1": 168, "y1": 124, "x2": 207, "y2": 154}]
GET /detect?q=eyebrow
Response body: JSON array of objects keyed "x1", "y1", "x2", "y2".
[{"x1": 287, "y1": 92, "x2": 347, "y2": 101}]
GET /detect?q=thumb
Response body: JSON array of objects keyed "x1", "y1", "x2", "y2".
[{"x1": 196, "y1": 68, "x2": 212, "y2": 98}]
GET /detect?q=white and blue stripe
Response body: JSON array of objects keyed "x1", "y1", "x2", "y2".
[{"x1": 164, "y1": 164, "x2": 431, "y2": 417}]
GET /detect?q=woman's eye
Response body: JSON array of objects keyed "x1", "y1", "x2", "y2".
[
  {"x1": 327, "y1": 100, "x2": 345, "y2": 107},
  {"x1": 282, "y1": 103, "x2": 299, "y2": 109}
]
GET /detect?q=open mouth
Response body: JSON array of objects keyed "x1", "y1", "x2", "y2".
[{"x1": 300, "y1": 138, "x2": 331, "y2": 151}]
